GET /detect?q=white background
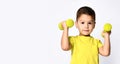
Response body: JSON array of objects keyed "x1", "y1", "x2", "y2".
[{"x1": 0, "y1": 0, "x2": 120, "y2": 64}]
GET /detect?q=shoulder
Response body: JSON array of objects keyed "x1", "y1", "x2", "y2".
[
  {"x1": 91, "y1": 36, "x2": 101, "y2": 42},
  {"x1": 69, "y1": 35, "x2": 79, "y2": 40},
  {"x1": 91, "y1": 36, "x2": 103, "y2": 47}
]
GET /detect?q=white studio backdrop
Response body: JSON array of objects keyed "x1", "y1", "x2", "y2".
[{"x1": 0, "y1": 0, "x2": 120, "y2": 64}]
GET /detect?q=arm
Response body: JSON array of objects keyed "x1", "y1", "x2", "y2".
[
  {"x1": 99, "y1": 31, "x2": 111, "y2": 56},
  {"x1": 61, "y1": 21, "x2": 71, "y2": 51}
]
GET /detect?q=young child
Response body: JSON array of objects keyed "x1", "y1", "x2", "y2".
[{"x1": 60, "y1": 6, "x2": 111, "y2": 64}]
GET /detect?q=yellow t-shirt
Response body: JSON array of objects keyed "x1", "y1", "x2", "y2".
[{"x1": 69, "y1": 36, "x2": 103, "y2": 64}]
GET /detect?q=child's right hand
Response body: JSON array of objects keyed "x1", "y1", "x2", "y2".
[
  {"x1": 58, "y1": 19, "x2": 74, "y2": 30},
  {"x1": 61, "y1": 21, "x2": 68, "y2": 30}
]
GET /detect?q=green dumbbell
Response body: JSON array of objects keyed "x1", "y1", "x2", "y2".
[
  {"x1": 58, "y1": 19, "x2": 74, "y2": 30},
  {"x1": 102, "y1": 23, "x2": 112, "y2": 37},
  {"x1": 104, "y1": 23, "x2": 112, "y2": 32}
]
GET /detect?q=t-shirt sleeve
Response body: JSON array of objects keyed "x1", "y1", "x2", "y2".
[
  {"x1": 68, "y1": 36, "x2": 75, "y2": 47},
  {"x1": 97, "y1": 40, "x2": 103, "y2": 48}
]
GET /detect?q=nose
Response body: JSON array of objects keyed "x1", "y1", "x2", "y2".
[{"x1": 85, "y1": 23, "x2": 89, "y2": 28}]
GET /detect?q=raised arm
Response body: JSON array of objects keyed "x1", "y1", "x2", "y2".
[
  {"x1": 99, "y1": 31, "x2": 111, "y2": 56},
  {"x1": 61, "y1": 21, "x2": 71, "y2": 51}
]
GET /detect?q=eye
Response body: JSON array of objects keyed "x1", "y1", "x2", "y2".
[
  {"x1": 81, "y1": 22, "x2": 84, "y2": 24},
  {"x1": 88, "y1": 22, "x2": 92, "y2": 24}
]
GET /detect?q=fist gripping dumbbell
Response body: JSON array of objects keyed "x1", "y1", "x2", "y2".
[
  {"x1": 102, "y1": 23, "x2": 112, "y2": 37},
  {"x1": 58, "y1": 19, "x2": 74, "y2": 30}
]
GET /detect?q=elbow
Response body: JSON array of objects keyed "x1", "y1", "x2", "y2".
[
  {"x1": 104, "y1": 54, "x2": 110, "y2": 57},
  {"x1": 102, "y1": 52, "x2": 110, "y2": 57},
  {"x1": 61, "y1": 47, "x2": 70, "y2": 51}
]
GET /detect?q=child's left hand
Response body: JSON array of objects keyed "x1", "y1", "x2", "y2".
[{"x1": 102, "y1": 31, "x2": 111, "y2": 38}]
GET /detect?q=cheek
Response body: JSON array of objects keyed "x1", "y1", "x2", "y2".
[
  {"x1": 89, "y1": 25, "x2": 94, "y2": 30},
  {"x1": 90, "y1": 24, "x2": 95, "y2": 28}
]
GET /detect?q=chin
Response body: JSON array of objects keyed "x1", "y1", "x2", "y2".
[
  {"x1": 81, "y1": 33, "x2": 90, "y2": 36},
  {"x1": 84, "y1": 35, "x2": 90, "y2": 36},
  {"x1": 84, "y1": 33, "x2": 91, "y2": 35}
]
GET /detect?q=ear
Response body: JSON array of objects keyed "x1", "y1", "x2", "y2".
[
  {"x1": 75, "y1": 21, "x2": 78, "y2": 28},
  {"x1": 93, "y1": 22, "x2": 96, "y2": 29},
  {"x1": 93, "y1": 25, "x2": 95, "y2": 29}
]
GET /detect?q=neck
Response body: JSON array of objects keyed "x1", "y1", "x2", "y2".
[{"x1": 79, "y1": 34, "x2": 90, "y2": 36}]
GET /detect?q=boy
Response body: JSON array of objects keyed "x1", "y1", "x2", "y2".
[{"x1": 60, "y1": 6, "x2": 111, "y2": 64}]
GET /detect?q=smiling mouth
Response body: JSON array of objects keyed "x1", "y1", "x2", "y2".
[{"x1": 83, "y1": 30, "x2": 89, "y2": 32}]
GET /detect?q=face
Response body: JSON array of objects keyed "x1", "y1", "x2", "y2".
[{"x1": 76, "y1": 14, "x2": 95, "y2": 36}]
